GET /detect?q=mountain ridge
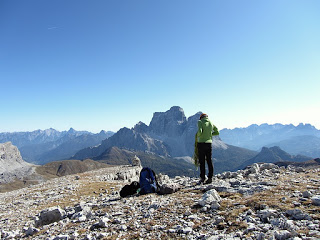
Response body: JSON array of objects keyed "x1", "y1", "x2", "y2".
[
  {"x1": 238, "y1": 146, "x2": 313, "y2": 170},
  {"x1": 0, "y1": 129, "x2": 114, "y2": 164},
  {"x1": 220, "y1": 123, "x2": 320, "y2": 157}
]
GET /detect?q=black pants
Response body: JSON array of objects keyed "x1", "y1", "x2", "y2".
[{"x1": 197, "y1": 142, "x2": 213, "y2": 180}]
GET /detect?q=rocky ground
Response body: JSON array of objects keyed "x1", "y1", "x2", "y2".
[{"x1": 0, "y1": 163, "x2": 319, "y2": 240}]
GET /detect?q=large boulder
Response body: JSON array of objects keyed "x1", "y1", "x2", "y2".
[{"x1": 35, "y1": 206, "x2": 66, "y2": 227}]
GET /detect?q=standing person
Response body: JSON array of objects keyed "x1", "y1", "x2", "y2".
[{"x1": 197, "y1": 113, "x2": 219, "y2": 184}]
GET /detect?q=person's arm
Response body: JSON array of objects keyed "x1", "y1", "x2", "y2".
[{"x1": 212, "y1": 125, "x2": 219, "y2": 136}]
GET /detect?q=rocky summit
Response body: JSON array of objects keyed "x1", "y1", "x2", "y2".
[{"x1": 0, "y1": 162, "x2": 319, "y2": 240}]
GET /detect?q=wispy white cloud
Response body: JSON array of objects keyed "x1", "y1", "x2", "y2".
[{"x1": 47, "y1": 26, "x2": 58, "y2": 30}]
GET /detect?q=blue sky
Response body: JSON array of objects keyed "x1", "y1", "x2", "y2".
[{"x1": 1, "y1": 0, "x2": 319, "y2": 133}]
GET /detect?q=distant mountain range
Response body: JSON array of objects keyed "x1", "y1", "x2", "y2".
[
  {"x1": 0, "y1": 128, "x2": 114, "y2": 164},
  {"x1": 220, "y1": 123, "x2": 320, "y2": 158},
  {"x1": 1, "y1": 106, "x2": 318, "y2": 178}
]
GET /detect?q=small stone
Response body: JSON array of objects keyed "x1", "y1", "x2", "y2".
[
  {"x1": 302, "y1": 191, "x2": 312, "y2": 198},
  {"x1": 293, "y1": 201, "x2": 301, "y2": 207},
  {"x1": 187, "y1": 214, "x2": 198, "y2": 220},
  {"x1": 53, "y1": 235, "x2": 69, "y2": 240},
  {"x1": 24, "y1": 227, "x2": 39, "y2": 237},
  {"x1": 98, "y1": 217, "x2": 110, "y2": 228},
  {"x1": 274, "y1": 230, "x2": 292, "y2": 240},
  {"x1": 311, "y1": 195, "x2": 320, "y2": 206},
  {"x1": 120, "y1": 225, "x2": 127, "y2": 231},
  {"x1": 182, "y1": 227, "x2": 192, "y2": 234}
]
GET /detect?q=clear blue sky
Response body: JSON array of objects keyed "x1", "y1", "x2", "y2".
[{"x1": 1, "y1": 0, "x2": 319, "y2": 133}]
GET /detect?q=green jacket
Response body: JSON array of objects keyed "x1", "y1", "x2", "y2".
[{"x1": 197, "y1": 117, "x2": 219, "y2": 143}]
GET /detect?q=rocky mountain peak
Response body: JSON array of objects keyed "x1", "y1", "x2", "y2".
[
  {"x1": 43, "y1": 128, "x2": 58, "y2": 136},
  {"x1": 133, "y1": 121, "x2": 148, "y2": 133},
  {"x1": 149, "y1": 106, "x2": 187, "y2": 137},
  {"x1": 67, "y1": 128, "x2": 76, "y2": 134},
  {"x1": 260, "y1": 146, "x2": 293, "y2": 160}
]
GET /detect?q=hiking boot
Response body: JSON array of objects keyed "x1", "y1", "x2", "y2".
[
  {"x1": 196, "y1": 179, "x2": 205, "y2": 185},
  {"x1": 204, "y1": 178, "x2": 212, "y2": 185}
]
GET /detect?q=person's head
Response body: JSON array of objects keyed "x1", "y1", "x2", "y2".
[{"x1": 200, "y1": 113, "x2": 208, "y2": 120}]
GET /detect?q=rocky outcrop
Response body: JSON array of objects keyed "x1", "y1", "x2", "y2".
[
  {"x1": 0, "y1": 142, "x2": 26, "y2": 171},
  {"x1": 0, "y1": 163, "x2": 319, "y2": 239},
  {"x1": 0, "y1": 142, "x2": 34, "y2": 183}
]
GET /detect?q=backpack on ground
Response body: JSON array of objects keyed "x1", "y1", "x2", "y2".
[
  {"x1": 120, "y1": 181, "x2": 140, "y2": 198},
  {"x1": 139, "y1": 167, "x2": 159, "y2": 195}
]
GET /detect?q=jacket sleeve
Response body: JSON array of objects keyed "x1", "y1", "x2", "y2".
[
  {"x1": 197, "y1": 120, "x2": 202, "y2": 137},
  {"x1": 212, "y1": 125, "x2": 219, "y2": 136}
]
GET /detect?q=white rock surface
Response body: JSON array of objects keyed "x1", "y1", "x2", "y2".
[
  {"x1": 0, "y1": 142, "x2": 31, "y2": 173},
  {"x1": 198, "y1": 189, "x2": 221, "y2": 207},
  {"x1": 0, "y1": 142, "x2": 34, "y2": 183}
]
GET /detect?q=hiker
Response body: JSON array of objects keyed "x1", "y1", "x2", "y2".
[{"x1": 196, "y1": 113, "x2": 219, "y2": 184}]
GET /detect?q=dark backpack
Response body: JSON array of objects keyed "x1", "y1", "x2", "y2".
[
  {"x1": 120, "y1": 181, "x2": 140, "y2": 198},
  {"x1": 139, "y1": 167, "x2": 159, "y2": 195}
]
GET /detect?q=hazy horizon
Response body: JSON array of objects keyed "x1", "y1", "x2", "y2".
[{"x1": 1, "y1": 119, "x2": 319, "y2": 134}]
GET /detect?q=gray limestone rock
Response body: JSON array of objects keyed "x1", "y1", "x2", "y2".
[
  {"x1": 23, "y1": 227, "x2": 39, "y2": 237},
  {"x1": 35, "y1": 206, "x2": 66, "y2": 227},
  {"x1": 274, "y1": 230, "x2": 293, "y2": 240},
  {"x1": 257, "y1": 209, "x2": 278, "y2": 223},
  {"x1": 302, "y1": 190, "x2": 312, "y2": 198},
  {"x1": 286, "y1": 209, "x2": 312, "y2": 220},
  {"x1": 159, "y1": 183, "x2": 180, "y2": 195}
]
